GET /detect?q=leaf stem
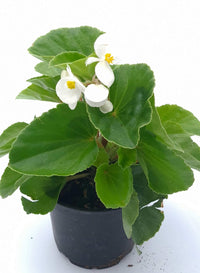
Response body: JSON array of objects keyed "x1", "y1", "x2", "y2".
[
  {"x1": 66, "y1": 172, "x2": 90, "y2": 183},
  {"x1": 101, "y1": 137, "x2": 108, "y2": 148}
]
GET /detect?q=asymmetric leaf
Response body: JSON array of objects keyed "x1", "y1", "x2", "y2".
[
  {"x1": 146, "y1": 96, "x2": 182, "y2": 151},
  {"x1": 0, "y1": 167, "x2": 30, "y2": 198},
  {"x1": 50, "y1": 51, "x2": 86, "y2": 69},
  {"x1": 132, "y1": 165, "x2": 167, "y2": 208},
  {"x1": 70, "y1": 57, "x2": 96, "y2": 81},
  {"x1": 93, "y1": 147, "x2": 109, "y2": 168},
  {"x1": 0, "y1": 167, "x2": 67, "y2": 214},
  {"x1": 118, "y1": 148, "x2": 137, "y2": 169},
  {"x1": 157, "y1": 104, "x2": 200, "y2": 136},
  {"x1": 132, "y1": 205, "x2": 164, "y2": 245},
  {"x1": 137, "y1": 130, "x2": 194, "y2": 194},
  {"x1": 16, "y1": 84, "x2": 60, "y2": 102},
  {"x1": 122, "y1": 189, "x2": 139, "y2": 238},
  {"x1": 20, "y1": 176, "x2": 66, "y2": 214},
  {"x1": 9, "y1": 103, "x2": 98, "y2": 176},
  {"x1": 87, "y1": 64, "x2": 155, "y2": 148},
  {"x1": 95, "y1": 163, "x2": 133, "y2": 208},
  {"x1": 35, "y1": 62, "x2": 61, "y2": 77},
  {"x1": 27, "y1": 75, "x2": 60, "y2": 92},
  {"x1": 161, "y1": 121, "x2": 200, "y2": 171},
  {"x1": 0, "y1": 122, "x2": 27, "y2": 158},
  {"x1": 28, "y1": 26, "x2": 103, "y2": 61}
]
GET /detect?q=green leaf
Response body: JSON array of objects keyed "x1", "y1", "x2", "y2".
[
  {"x1": 0, "y1": 167, "x2": 67, "y2": 215},
  {"x1": 105, "y1": 142, "x2": 118, "y2": 163},
  {"x1": 27, "y1": 75, "x2": 60, "y2": 92},
  {"x1": 122, "y1": 189, "x2": 139, "y2": 238},
  {"x1": 9, "y1": 103, "x2": 98, "y2": 176},
  {"x1": 20, "y1": 176, "x2": 66, "y2": 214},
  {"x1": 157, "y1": 104, "x2": 200, "y2": 136},
  {"x1": 95, "y1": 163, "x2": 133, "y2": 208},
  {"x1": 70, "y1": 56, "x2": 96, "y2": 81},
  {"x1": 0, "y1": 167, "x2": 30, "y2": 198},
  {"x1": 87, "y1": 64, "x2": 155, "y2": 148},
  {"x1": 118, "y1": 148, "x2": 137, "y2": 169},
  {"x1": 49, "y1": 52, "x2": 96, "y2": 82},
  {"x1": 35, "y1": 61, "x2": 61, "y2": 77},
  {"x1": 93, "y1": 147, "x2": 109, "y2": 168},
  {"x1": 50, "y1": 51, "x2": 86, "y2": 69},
  {"x1": 0, "y1": 122, "x2": 27, "y2": 158},
  {"x1": 16, "y1": 84, "x2": 60, "y2": 102},
  {"x1": 137, "y1": 130, "x2": 194, "y2": 194},
  {"x1": 176, "y1": 139, "x2": 200, "y2": 171},
  {"x1": 146, "y1": 96, "x2": 182, "y2": 151},
  {"x1": 162, "y1": 121, "x2": 200, "y2": 171},
  {"x1": 28, "y1": 26, "x2": 103, "y2": 61},
  {"x1": 153, "y1": 104, "x2": 200, "y2": 171},
  {"x1": 132, "y1": 206, "x2": 164, "y2": 245},
  {"x1": 132, "y1": 165, "x2": 167, "y2": 208}
]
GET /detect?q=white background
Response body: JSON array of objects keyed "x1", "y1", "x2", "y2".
[{"x1": 1, "y1": 1, "x2": 200, "y2": 272}]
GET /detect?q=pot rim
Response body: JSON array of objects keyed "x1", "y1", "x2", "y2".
[{"x1": 54, "y1": 201, "x2": 121, "y2": 215}]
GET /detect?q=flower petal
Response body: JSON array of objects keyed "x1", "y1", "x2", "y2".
[
  {"x1": 85, "y1": 57, "x2": 99, "y2": 66},
  {"x1": 68, "y1": 102, "x2": 77, "y2": 110},
  {"x1": 66, "y1": 65, "x2": 85, "y2": 92},
  {"x1": 56, "y1": 78, "x2": 82, "y2": 104},
  {"x1": 95, "y1": 61, "x2": 115, "y2": 87},
  {"x1": 94, "y1": 44, "x2": 107, "y2": 59},
  {"x1": 74, "y1": 79, "x2": 85, "y2": 93},
  {"x1": 61, "y1": 70, "x2": 69, "y2": 78},
  {"x1": 61, "y1": 65, "x2": 73, "y2": 78},
  {"x1": 84, "y1": 84, "x2": 109, "y2": 107},
  {"x1": 66, "y1": 65, "x2": 73, "y2": 77},
  {"x1": 99, "y1": 100, "x2": 113, "y2": 114},
  {"x1": 94, "y1": 34, "x2": 108, "y2": 58}
]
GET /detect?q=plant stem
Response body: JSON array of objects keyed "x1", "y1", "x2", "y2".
[
  {"x1": 66, "y1": 172, "x2": 90, "y2": 183},
  {"x1": 101, "y1": 137, "x2": 108, "y2": 148}
]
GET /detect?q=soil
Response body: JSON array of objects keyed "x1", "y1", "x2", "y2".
[{"x1": 58, "y1": 168, "x2": 106, "y2": 211}]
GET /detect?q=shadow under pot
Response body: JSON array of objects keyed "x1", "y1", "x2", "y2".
[{"x1": 50, "y1": 203, "x2": 134, "y2": 269}]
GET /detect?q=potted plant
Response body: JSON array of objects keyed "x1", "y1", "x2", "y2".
[{"x1": 0, "y1": 26, "x2": 200, "y2": 269}]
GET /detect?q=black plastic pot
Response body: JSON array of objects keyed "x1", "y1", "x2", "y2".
[{"x1": 50, "y1": 203, "x2": 134, "y2": 269}]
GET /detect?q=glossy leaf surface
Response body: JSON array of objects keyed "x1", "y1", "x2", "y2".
[
  {"x1": 132, "y1": 165, "x2": 167, "y2": 208},
  {"x1": 161, "y1": 121, "x2": 200, "y2": 171},
  {"x1": 122, "y1": 189, "x2": 139, "y2": 238},
  {"x1": 50, "y1": 51, "x2": 86, "y2": 69},
  {"x1": 35, "y1": 62, "x2": 61, "y2": 77},
  {"x1": 93, "y1": 147, "x2": 109, "y2": 168},
  {"x1": 132, "y1": 205, "x2": 164, "y2": 245},
  {"x1": 95, "y1": 163, "x2": 133, "y2": 208},
  {"x1": 16, "y1": 84, "x2": 60, "y2": 102},
  {"x1": 70, "y1": 57, "x2": 96, "y2": 81},
  {"x1": 87, "y1": 64, "x2": 155, "y2": 148},
  {"x1": 27, "y1": 75, "x2": 59, "y2": 92},
  {"x1": 20, "y1": 176, "x2": 66, "y2": 214},
  {"x1": 146, "y1": 96, "x2": 182, "y2": 151},
  {"x1": 9, "y1": 103, "x2": 98, "y2": 176},
  {"x1": 118, "y1": 148, "x2": 137, "y2": 169},
  {"x1": 137, "y1": 130, "x2": 194, "y2": 194},
  {"x1": 0, "y1": 122, "x2": 27, "y2": 158},
  {"x1": 157, "y1": 104, "x2": 200, "y2": 136},
  {"x1": 28, "y1": 26, "x2": 103, "y2": 61},
  {"x1": 0, "y1": 167, "x2": 30, "y2": 198}
]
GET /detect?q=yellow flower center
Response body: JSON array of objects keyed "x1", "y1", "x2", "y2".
[
  {"x1": 67, "y1": 81, "x2": 76, "y2": 89},
  {"x1": 105, "y1": 53, "x2": 114, "y2": 64}
]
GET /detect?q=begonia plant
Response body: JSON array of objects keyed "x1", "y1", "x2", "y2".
[{"x1": 0, "y1": 26, "x2": 200, "y2": 245}]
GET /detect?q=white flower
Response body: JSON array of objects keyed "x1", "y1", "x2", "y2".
[
  {"x1": 84, "y1": 84, "x2": 113, "y2": 114},
  {"x1": 99, "y1": 100, "x2": 113, "y2": 114},
  {"x1": 56, "y1": 66, "x2": 85, "y2": 110},
  {"x1": 86, "y1": 34, "x2": 115, "y2": 88}
]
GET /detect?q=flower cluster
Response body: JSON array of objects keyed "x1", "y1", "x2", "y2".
[{"x1": 56, "y1": 35, "x2": 115, "y2": 114}]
